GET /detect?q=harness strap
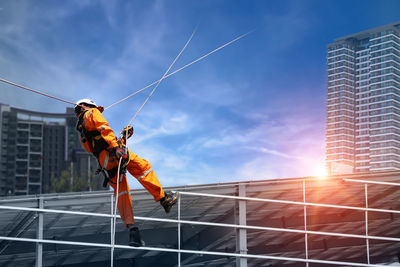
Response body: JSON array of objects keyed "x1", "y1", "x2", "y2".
[
  {"x1": 103, "y1": 154, "x2": 109, "y2": 169},
  {"x1": 76, "y1": 111, "x2": 112, "y2": 158},
  {"x1": 99, "y1": 154, "x2": 128, "y2": 187},
  {"x1": 77, "y1": 110, "x2": 129, "y2": 187},
  {"x1": 100, "y1": 166, "x2": 119, "y2": 187}
]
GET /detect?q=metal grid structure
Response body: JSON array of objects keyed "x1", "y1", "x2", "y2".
[{"x1": 0, "y1": 171, "x2": 400, "y2": 266}]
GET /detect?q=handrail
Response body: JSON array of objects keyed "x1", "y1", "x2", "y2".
[
  {"x1": 0, "y1": 236, "x2": 391, "y2": 267},
  {"x1": 1, "y1": 177, "x2": 399, "y2": 266}
]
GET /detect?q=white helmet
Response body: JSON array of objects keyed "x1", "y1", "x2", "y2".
[{"x1": 75, "y1": 98, "x2": 97, "y2": 107}]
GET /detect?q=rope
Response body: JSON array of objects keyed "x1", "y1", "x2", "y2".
[
  {"x1": 0, "y1": 77, "x2": 76, "y2": 106},
  {"x1": 126, "y1": 26, "x2": 197, "y2": 126},
  {"x1": 110, "y1": 157, "x2": 123, "y2": 267},
  {"x1": 110, "y1": 27, "x2": 197, "y2": 266},
  {"x1": 1, "y1": 30, "x2": 252, "y2": 112},
  {"x1": 104, "y1": 30, "x2": 253, "y2": 111}
]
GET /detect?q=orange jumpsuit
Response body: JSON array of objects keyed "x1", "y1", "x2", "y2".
[{"x1": 77, "y1": 107, "x2": 165, "y2": 226}]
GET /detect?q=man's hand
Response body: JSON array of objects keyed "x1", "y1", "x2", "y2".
[
  {"x1": 120, "y1": 126, "x2": 134, "y2": 140},
  {"x1": 114, "y1": 147, "x2": 128, "y2": 160}
]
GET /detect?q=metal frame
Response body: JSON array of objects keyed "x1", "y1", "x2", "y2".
[
  {"x1": 35, "y1": 197, "x2": 43, "y2": 267},
  {"x1": 0, "y1": 178, "x2": 399, "y2": 266},
  {"x1": 236, "y1": 183, "x2": 247, "y2": 267},
  {"x1": 302, "y1": 180, "x2": 309, "y2": 267}
]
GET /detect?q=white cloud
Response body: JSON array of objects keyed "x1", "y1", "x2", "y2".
[
  {"x1": 235, "y1": 158, "x2": 279, "y2": 180},
  {"x1": 235, "y1": 150, "x2": 326, "y2": 181},
  {"x1": 247, "y1": 146, "x2": 296, "y2": 159},
  {"x1": 175, "y1": 74, "x2": 249, "y2": 107},
  {"x1": 125, "y1": 141, "x2": 197, "y2": 189},
  {"x1": 126, "y1": 108, "x2": 193, "y2": 143},
  {"x1": 0, "y1": 1, "x2": 172, "y2": 114}
]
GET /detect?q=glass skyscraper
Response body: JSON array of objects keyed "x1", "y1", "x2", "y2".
[{"x1": 326, "y1": 22, "x2": 400, "y2": 175}]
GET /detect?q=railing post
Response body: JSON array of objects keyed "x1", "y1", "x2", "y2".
[
  {"x1": 110, "y1": 193, "x2": 114, "y2": 267},
  {"x1": 236, "y1": 184, "x2": 247, "y2": 267},
  {"x1": 303, "y1": 180, "x2": 309, "y2": 267},
  {"x1": 178, "y1": 194, "x2": 181, "y2": 267},
  {"x1": 365, "y1": 184, "x2": 370, "y2": 264},
  {"x1": 110, "y1": 195, "x2": 114, "y2": 245},
  {"x1": 35, "y1": 197, "x2": 44, "y2": 267}
]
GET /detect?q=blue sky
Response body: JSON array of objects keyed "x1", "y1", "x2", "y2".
[{"x1": 1, "y1": 0, "x2": 400, "y2": 188}]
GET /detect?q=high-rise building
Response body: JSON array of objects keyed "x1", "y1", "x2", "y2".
[
  {"x1": 0, "y1": 103, "x2": 104, "y2": 196},
  {"x1": 326, "y1": 22, "x2": 400, "y2": 175}
]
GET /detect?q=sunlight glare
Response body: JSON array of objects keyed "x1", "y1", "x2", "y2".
[{"x1": 314, "y1": 165, "x2": 328, "y2": 179}]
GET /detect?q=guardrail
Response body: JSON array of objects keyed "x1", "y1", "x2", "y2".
[{"x1": 0, "y1": 178, "x2": 399, "y2": 267}]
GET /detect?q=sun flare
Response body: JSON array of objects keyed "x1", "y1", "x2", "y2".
[{"x1": 313, "y1": 165, "x2": 328, "y2": 179}]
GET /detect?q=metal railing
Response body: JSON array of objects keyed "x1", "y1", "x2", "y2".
[{"x1": 0, "y1": 178, "x2": 399, "y2": 267}]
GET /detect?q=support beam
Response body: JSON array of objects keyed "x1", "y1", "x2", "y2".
[
  {"x1": 35, "y1": 197, "x2": 43, "y2": 267},
  {"x1": 236, "y1": 183, "x2": 247, "y2": 267}
]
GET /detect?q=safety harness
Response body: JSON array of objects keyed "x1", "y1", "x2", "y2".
[
  {"x1": 76, "y1": 110, "x2": 110, "y2": 158},
  {"x1": 76, "y1": 110, "x2": 128, "y2": 187}
]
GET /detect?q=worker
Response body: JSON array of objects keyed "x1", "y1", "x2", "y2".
[{"x1": 74, "y1": 98, "x2": 179, "y2": 247}]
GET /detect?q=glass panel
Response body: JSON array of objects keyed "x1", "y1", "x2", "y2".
[
  {"x1": 29, "y1": 154, "x2": 42, "y2": 168},
  {"x1": 30, "y1": 139, "x2": 42, "y2": 152}
]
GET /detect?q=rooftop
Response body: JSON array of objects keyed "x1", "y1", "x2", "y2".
[
  {"x1": 327, "y1": 21, "x2": 400, "y2": 46},
  {"x1": 1, "y1": 171, "x2": 400, "y2": 266}
]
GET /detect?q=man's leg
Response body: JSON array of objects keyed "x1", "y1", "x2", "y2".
[
  {"x1": 109, "y1": 173, "x2": 143, "y2": 247},
  {"x1": 109, "y1": 174, "x2": 134, "y2": 225},
  {"x1": 127, "y1": 151, "x2": 165, "y2": 201},
  {"x1": 127, "y1": 151, "x2": 179, "y2": 213}
]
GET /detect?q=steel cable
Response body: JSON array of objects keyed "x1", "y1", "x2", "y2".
[
  {"x1": 0, "y1": 77, "x2": 76, "y2": 105},
  {"x1": 110, "y1": 26, "x2": 197, "y2": 267},
  {"x1": 104, "y1": 30, "x2": 252, "y2": 111}
]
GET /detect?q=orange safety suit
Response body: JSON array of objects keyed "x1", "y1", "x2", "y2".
[{"x1": 76, "y1": 107, "x2": 165, "y2": 226}]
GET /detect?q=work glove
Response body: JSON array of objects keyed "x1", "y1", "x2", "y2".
[
  {"x1": 120, "y1": 126, "x2": 134, "y2": 140},
  {"x1": 116, "y1": 146, "x2": 129, "y2": 177},
  {"x1": 113, "y1": 146, "x2": 128, "y2": 161}
]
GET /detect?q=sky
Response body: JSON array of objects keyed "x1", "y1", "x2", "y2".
[{"x1": 1, "y1": 0, "x2": 400, "y2": 189}]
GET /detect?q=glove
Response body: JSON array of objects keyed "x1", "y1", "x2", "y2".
[
  {"x1": 114, "y1": 147, "x2": 128, "y2": 161},
  {"x1": 115, "y1": 146, "x2": 129, "y2": 178},
  {"x1": 120, "y1": 126, "x2": 134, "y2": 140}
]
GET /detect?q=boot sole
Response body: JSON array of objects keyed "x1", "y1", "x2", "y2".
[
  {"x1": 164, "y1": 192, "x2": 180, "y2": 213},
  {"x1": 129, "y1": 240, "x2": 145, "y2": 247}
]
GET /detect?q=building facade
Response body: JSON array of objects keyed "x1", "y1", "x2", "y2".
[
  {"x1": 0, "y1": 104, "x2": 103, "y2": 196},
  {"x1": 326, "y1": 22, "x2": 400, "y2": 174}
]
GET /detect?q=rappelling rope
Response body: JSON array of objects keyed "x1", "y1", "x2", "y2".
[
  {"x1": 109, "y1": 26, "x2": 197, "y2": 267},
  {"x1": 104, "y1": 30, "x2": 253, "y2": 111},
  {"x1": 0, "y1": 31, "x2": 251, "y2": 112},
  {"x1": 127, "y1": 26, "x2": 197, "y2": 126},
  {"x1": 0, "y1": 31, "x2": 252, "y2": 112},
  {"x1": 110, "y1": 157, "x2": 122, "y2": 267},
  {"x1": 109, "y1": 29, "x2": 253, "y2": 267},
  {"x1": 0, "y1": 77, "x2": 76, "y2": 105}
]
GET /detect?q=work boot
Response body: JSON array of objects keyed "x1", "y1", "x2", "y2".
[
  {"x1": 129, "y1": 226, "x2": 144, "y2": 247},
  {"x1": 160, "y1": 191, "x2": 180, "y2": 213}
]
